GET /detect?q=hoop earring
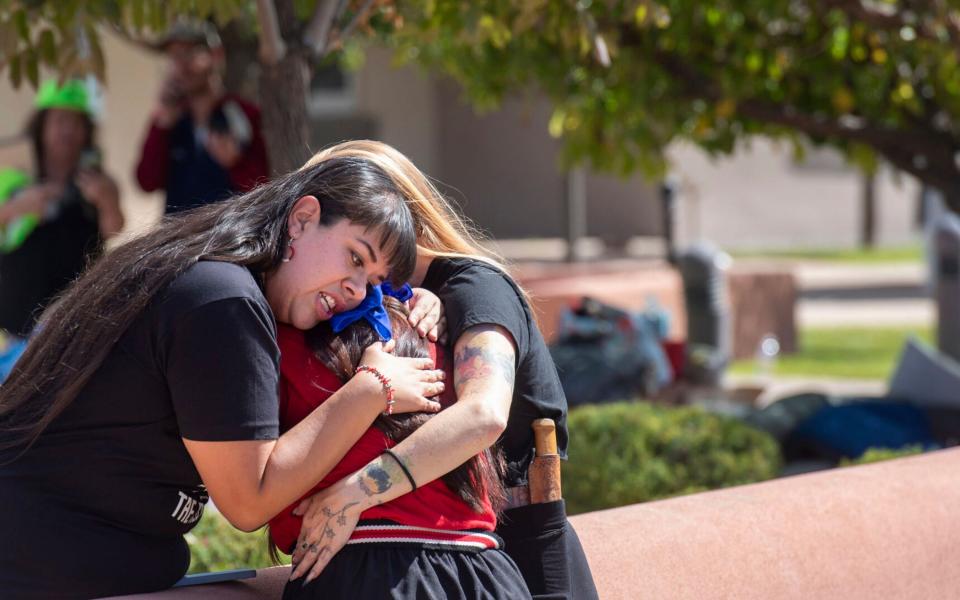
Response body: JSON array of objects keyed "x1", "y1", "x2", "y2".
[{"x1": 282, "y1": 237, "x2": 295, "y2": 263}]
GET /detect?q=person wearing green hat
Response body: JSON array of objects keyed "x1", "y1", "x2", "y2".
[{"x1": 0, "y1": 79, "x2": 124, "y2": 356}]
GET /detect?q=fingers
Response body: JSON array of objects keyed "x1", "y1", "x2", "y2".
[
  {"x1": 382, "y1": 339, "x2": 396, "y2": 353},
  {"x1": 423, "y1": 369, "x2": 445, "y2": 383},
  {"x1": 304, "y1": 546, "x2": 335, "y2": 583},
  {"x1": 420, "y1": 380, "x2": 445, "y2": 398},
  {"x1": 408, "y1": 300, "x2": 441, "y2": 338},
  {"x1": 427, "y1": 315, "x2": 447, "y2": 343},
  {"x1": 290, "y1": 542, "x2": 319, "y2": 581},
  {"x1": 419, "y1": 396, "x2": 442, "y2": 412},
  {"x1": 292, "y1": 498, "x2": 309, "y2": 516}
]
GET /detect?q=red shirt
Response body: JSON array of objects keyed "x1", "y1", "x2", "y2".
[{"x1": 268, "y1": 325, "x2": 495, "y2": 555}]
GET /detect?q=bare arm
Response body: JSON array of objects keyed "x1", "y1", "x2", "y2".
[
  {"x1": 76, "y1": 170, "x2": 124, "y2": 238},
  {"x1": 183, "y1": 344, "x2": 444, "y2": 532},
  {"x1": 289, "y1": 324, "x2": 516, "y2": 580}
]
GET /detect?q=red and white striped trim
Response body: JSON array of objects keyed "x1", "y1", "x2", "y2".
[{"x1": 347, "y1": 524, "x2": 501, "y2": 552}]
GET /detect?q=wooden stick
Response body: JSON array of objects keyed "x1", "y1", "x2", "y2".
[{"x1": 529, "y1": 418, "x2": 562, "y2": 503}]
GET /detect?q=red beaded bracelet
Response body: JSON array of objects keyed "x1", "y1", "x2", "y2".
[{"x1": 355, "y1": 364, "x2": 396, "y2": 415}]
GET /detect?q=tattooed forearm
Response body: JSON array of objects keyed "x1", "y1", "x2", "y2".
[
  {"x1": 357, "y1": 463, "x2": 393, "y2": 497},
  {"x1": 454, "y1": 328, "x2": 517, "y2": 392}
]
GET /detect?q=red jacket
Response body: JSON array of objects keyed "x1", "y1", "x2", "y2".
[{"x1": 135, "y1": 94, "x2": 269, "y2": 206}]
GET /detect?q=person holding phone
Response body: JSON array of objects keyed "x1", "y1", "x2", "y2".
[
  {"x1": 135, "y1": 20, "x2": 270, "y2": 213},
  {"x1": 0, "y1": 79, "x2": 123, "y2": 377}
]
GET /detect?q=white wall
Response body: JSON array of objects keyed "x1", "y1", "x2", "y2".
[{"x1": 670, "y1": 139, "x2": 921, "y2": 251}]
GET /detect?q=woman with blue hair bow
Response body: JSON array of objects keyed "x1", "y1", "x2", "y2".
[{"x1": 270, "y1": 283, "x2": 531, "y2": 599}]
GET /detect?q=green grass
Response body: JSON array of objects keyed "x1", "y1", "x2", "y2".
[
  {"x1": 186, "y1": 510, "x2": 287, "y2": 574},
  {"x1": 731, "y1": 243, "x2": 923, "y2": 263},
  {"x1": 730, "y1": 326, "x2": 934, "y2": 380}
]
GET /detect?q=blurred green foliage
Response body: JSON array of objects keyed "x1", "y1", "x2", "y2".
[
  {"x1": 186, "y1": 510, "x2": 286, "y2": 574},
  {"x1": 5, "y1": 1, "x2": 960, "y2": 201},
  {"x1": 839, "y1": 444, "x2": 925, "y2": 466},
  {"x1": 377, "y1": 1, "x2": 960, "y2": 204},
  {"x1": 562, "y1": 401, "x2": 781, "y2": 514}
]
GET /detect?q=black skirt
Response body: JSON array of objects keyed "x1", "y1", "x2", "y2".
[
  {"x1": 283, "y1": 540, "x2": 532, "y2": 600},
  {"x1": 496, "y1": 500, "x2": 600, "y2": 600}
]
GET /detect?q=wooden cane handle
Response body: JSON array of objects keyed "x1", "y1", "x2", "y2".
[{"x1": 533, "y1": 418, "x2": 558, "y2": 456}]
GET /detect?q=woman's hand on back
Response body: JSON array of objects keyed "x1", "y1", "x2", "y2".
[
  {"x1": 357, "y1": 342, "x2": 444, "y2": 414},
  {"x1": 408, "y1": 288, "x2": 446, "y2": 343}
]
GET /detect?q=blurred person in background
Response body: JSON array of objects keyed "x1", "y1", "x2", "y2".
[
  {"x1": 0, "y1": 79, "x2": 123, "y2": 379},
  {"x1": 136, "y1": 20, "x2": 269, "y2": 213}
]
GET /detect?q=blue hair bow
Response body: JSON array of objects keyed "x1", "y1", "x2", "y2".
[
  {"x1": 330, "y1": 285, "x2": 393, "y2": 341},
  {"x1": 381, "y1": 281, "x2": 413, "y2": 302}
]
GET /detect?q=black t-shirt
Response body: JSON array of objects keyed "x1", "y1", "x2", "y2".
[
  {"x1": 0, "y1": 261, "x2": 280, "y2": 598},
  {"x1": 0, "y1": 183, "x2": 102, "y2": 336},
  {"x1": 422, "y1": 257, "x2": 569, "y2": 487}
]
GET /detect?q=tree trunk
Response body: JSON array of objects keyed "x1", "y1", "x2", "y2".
[
  {"x1": 220, "y1": 21, "x2": 259, "y2": 100},
  {"x1": 258, "y1": 50, "x2": 311, "y2": 175},
  {"x1": 257, "y1": 0, "x2": 313, "y2": 175},
  {"x1": 860, "y1": 171, "x2": 877, "y2": 249}
]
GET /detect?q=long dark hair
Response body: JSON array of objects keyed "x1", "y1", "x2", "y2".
[
  {"x1": 306, "y1": 297, "x2": 507, "y2": 514},
  {"x1": 0, "y1": 156, "x2": 417, "y2": 459},
  {"x1": 26, "y1": 108, "x2": 95, "y2": 179}
]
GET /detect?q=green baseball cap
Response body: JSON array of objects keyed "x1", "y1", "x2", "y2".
[{"x1": 35, "y1": 79, "x2": 91, "y2": 114}]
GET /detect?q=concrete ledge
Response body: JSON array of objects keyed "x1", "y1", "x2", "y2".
[
  {"x1": 109, "y1": 448, "x2": 960, "y2": 599},
  {"x1": 573, "y1": 447, "x2": 960, "y2": 599}
]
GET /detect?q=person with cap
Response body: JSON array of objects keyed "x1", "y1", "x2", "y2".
[
  {"x1": 135, "y1": 20, "x2": 270, "y2": 213},
  {"x1": 0, "y1": 79, "x2": 124, "y2": 377}
]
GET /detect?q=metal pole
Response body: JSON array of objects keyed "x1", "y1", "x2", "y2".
[
  {"x1": 565, "y1": 166, "x2": 587, "y2": 262},
  {"x1": 660, "y1": 177, "x2": 678, "y2": 264}
]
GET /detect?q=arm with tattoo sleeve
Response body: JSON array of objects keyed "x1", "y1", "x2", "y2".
[{"x1": 289, "y1": 324, "x2": 516, "y2": 581}]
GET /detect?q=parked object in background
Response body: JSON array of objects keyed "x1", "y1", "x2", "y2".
[
  {"x1": 677, "y1": 244, "x2": 732, "y2": 385},
  {"x1": 889, "y1": 337, "x2": 960, "y2": 410},
  {"x1": 727, "y1": 267, "x2": 797, "y2": 359},
  {"x1": 934, "y1": 211, "x2": 960, "y2": 362},
  {"x1": 550, "y1": 297, "x2": 672, "y2": 407},
  {"x1": 754, "y1": 334, "x2": 781, "y2": 381}
]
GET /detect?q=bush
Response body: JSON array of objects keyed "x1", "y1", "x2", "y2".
[
  {"x1": 839, "y1": 445, "x2": 925, "y2": 466},
  {"x1": 186, "y1": 510, "x2": 287, "y2": 573},
  {"x1": 562, "y1": 401, "x2": 782, "y2": 515}
]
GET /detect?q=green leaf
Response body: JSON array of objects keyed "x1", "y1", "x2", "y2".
[
  {"x1": 23, "y1": 48, "x2": 38, "y2": 88},
  {"x1": 38, "y1": 29, "x2": 57, "y2": 67},
  {"x1": 13, "y1": 10, "x2": 29, "y2": 42},
  {"x1": 8, "y1": 53, "x2": 22, "y2": 88}
]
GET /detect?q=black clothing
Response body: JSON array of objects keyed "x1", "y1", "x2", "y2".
[
  {"x1": 164, "y1": 115, "x2": 234, "y2": 213},
  {"x1": 282, "y1": 542, "x2": 532, "y2": 600},
  {"x1": 422, "y1": 258, "x2": 598, "y2": 599},
  {"x1": 0, "y1": 183, "x2": 101, "y2": 336},
  {"x1": 498, "y1": 501, "x2": 600, "y2": 600},
  {"x1": 421, "y1": 258, "x2": 568, "y2": 487},
  {"x1": 0, "y1": 261, "x2": 280, "y2": 599}
]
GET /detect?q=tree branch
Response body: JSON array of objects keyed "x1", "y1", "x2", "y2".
[
  {"x1": 335, "y1": 0, "x2": 377, "y2": 49},
  {"x1": 256, "y1": 0, "x2": 287, "y2": 66},
  {"x1": 820, "y1": 0, "x2": 960, "y2": 55},
  {"x1": 302, "y1": 0, "x2": 340, "y2": 57}
]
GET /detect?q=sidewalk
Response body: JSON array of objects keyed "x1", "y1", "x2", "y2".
[{"x1": 735, "y1": 258, "x2": 933, "y2": 328}]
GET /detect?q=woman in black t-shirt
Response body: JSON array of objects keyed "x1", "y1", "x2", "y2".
[
  {"x1": 0, "y1": 151, "x2": 447, "y2": 599},
  {"x1": 0, "y1": 80, "x2": 125, "y2": 356},
  {"x1": 290, "y1": 142, "x2": 599, "y2": 599}
]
